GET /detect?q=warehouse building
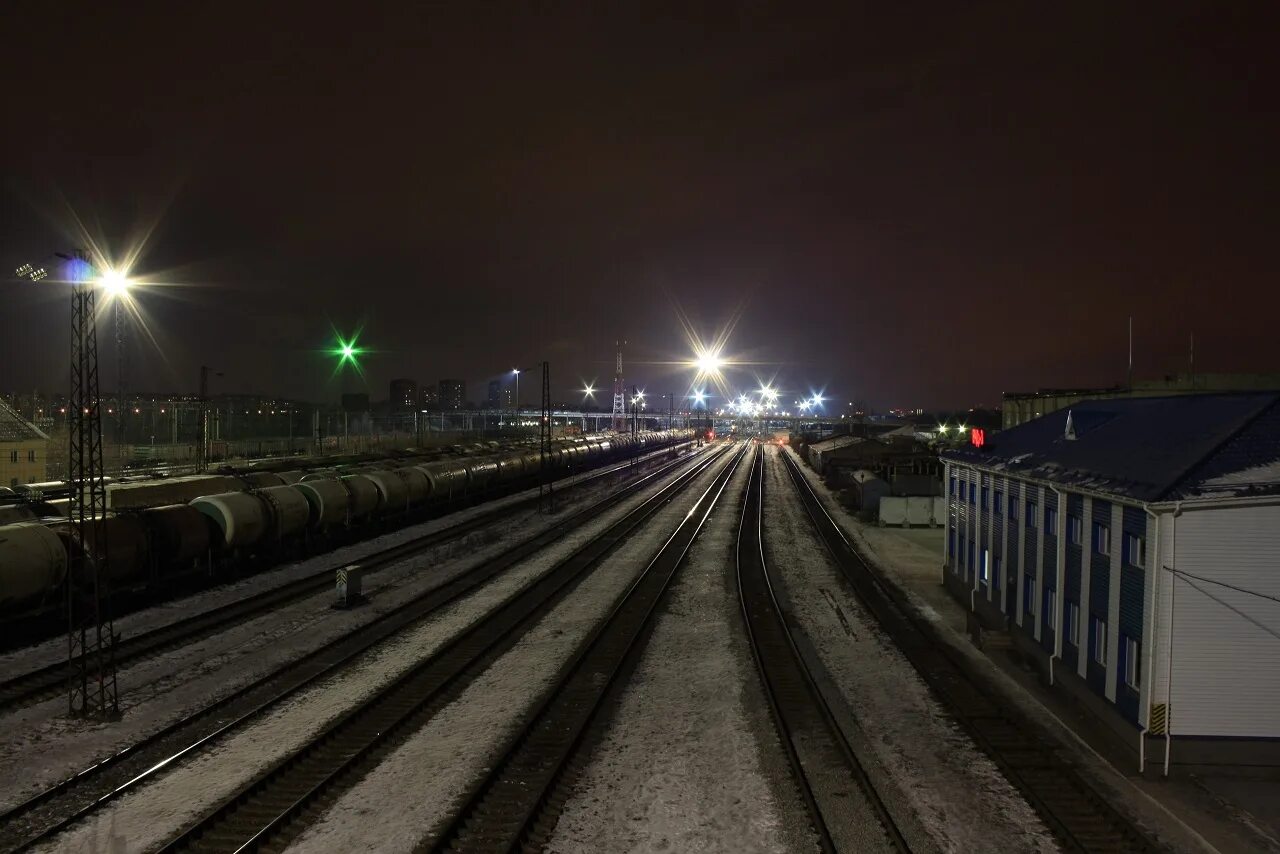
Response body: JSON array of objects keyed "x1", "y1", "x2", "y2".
[
  {"x1": 0, "y1": 399, "x2": 49, "y2": 487},
  {"x1": 942, "y1": 393, "x2": 1280, "y2": 774}
]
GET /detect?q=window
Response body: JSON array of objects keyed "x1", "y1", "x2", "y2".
[
  {"x1": 26, "y1": 449, "x2": 35, "y2": 463},
  {"x1": 1027, "y1": 501, "x2": 1038, "y2": 528},
  {"x1": 1046, "y1": 588, "x2": 1057, "y2": 629},
  {"x1": 1121, "y1": 635, "x2": 1141, "y2": 689},
  {"x1": 1067, "y1": 601, "x2": 1080, "y2": 646},
  {"x1": 1008, "y1": 495, "x2": 1017, "y2": 519},
  {"x1": 1067, "y1": 514, "x2": 1083, "y2": 545},
  {"x1": 1093, "y1": 522, "x2": 1110, "y2": 555},
  {"x1": 1091, "y1": 616, "x2": 1108, "y2": 665},
  {"x1": 969, "y1": 483, "x2": 977, "y2": 504},
  {"x1": 8, "y1": 450, "x2": 15, "y2": 463},
  {"x1": 949, "y1": 476, "x2": 957, "y2": 496},
  {"x1": 1045, "y1": 506, "x2": 1058, "y2": 532},
  {"x1": 981, "y1": 486, "x2": 990, "y2": 509},
  {"x1": 994, "y1": 489, "x2": 1004, "y2": 515},
  {"x1": 1024, "y1": 575, "x2": 1036, "y2": 615},
  {"x1": 1123, "y1": 532, "x2": 1145, "y2": 568},
  {"x1": 980, "y1": 548, "x2": 990, "y2": 584},
  {"x1": 993, "y1": 555, "x2": 1002, "y2": 590}
]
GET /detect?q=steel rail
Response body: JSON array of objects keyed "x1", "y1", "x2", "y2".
[
  {"x1": 1, "y1": 444, "x2": 707, "y2": 853},
  {"x1": 780, "y1": 448, "x2": 1157, "y2": 854},
  {"x1": 153, "y1": 445, "x2": 736, "y2": 853},
  {"x1": 737, "y1": 445, "x2": 909, "y2": 852},
  {"x1": 427, "y1": 441, "x2": 750, "y2": 854}
]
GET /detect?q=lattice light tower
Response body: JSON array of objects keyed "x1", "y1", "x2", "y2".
[
  {"x1": 539, "y1": 361, "x2": 554, "y2": 512},
  {"x1": 64, "y1": 250, "x2": 119, "y2": 719},
  {"x1": 611, "y1": 339, "x2": 627, "y2": 432}
]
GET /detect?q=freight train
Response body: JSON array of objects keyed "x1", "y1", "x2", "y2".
[{"x1": 0, "y1": 430, "x2": 691, "y2": 622}]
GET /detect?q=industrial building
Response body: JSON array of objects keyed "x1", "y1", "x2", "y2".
[
  {"x1": 0, "y1": 399, "x2": 48, "y2": 487},
  {"x1": 1002, "y1": 372, "x2": 1280, "y2": 428},
  {"x1": 805, "y1": 434, "x2": 941, "y2": 487},
  {"x1": 438, "y1": 379, "x2": 465, "y2": 411},
  {"x1": 942, "y1": 393, "x2": 1280, "y2": 773},
  {"x1": 486, "y1": 380, "x2": 501, "y2": 409},
  {"x1": 390, "y1": 379, "x2": 418, "y2": 413}
]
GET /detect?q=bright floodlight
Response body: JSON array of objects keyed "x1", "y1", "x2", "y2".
[
  {"x1": 99, "y1": 268, "x2": 132, "y2": 298},
  {"x1": 693, "y1": 390, "x2": 707, "y2": 406},
  {"x1": 582, "y1": 384, "x2": 596, "y2": 398},
  {"x1": 512, "y1": 367, "x2": 520, "y2": 375}
]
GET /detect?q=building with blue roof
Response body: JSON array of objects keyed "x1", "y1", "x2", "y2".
[{"x1": 940, "y1": 393, "x2": 1280, "y2": 774}]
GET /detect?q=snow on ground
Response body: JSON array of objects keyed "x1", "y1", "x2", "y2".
[
  {"x1": 546, "y1": 449, "x2": 819, "y2": 854},
  {"x1": 781, "y1": 445, "x2": 1221, "y2": 854},
  {"x1": 36, "y1": 447, "x2": 717, "y2": 853},
  {"x1": 285, "y1": 447, "x2": 742, "y2": 853},
  {"x1": 763, "y1": 446, "x2": 1056, "y2": 853},
  {"x1": 0, "y1": 448, "x2": 701, "y2": 814}
]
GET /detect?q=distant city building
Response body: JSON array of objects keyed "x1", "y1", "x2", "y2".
[
  {"x1": 944, "y1": 392, "x2": 1280, "y2": 772},
  {"x1": 487, "y1": 380, "x2": 502, "y2": 409},
  {"x1": 341, "y1": 392, "x2": 371, "y2": 412},
  {"x1": 1002, "y1": 373, "x2": 1280, "y2": 429},
  {"x1": 438, "y1": 379, "x2": 465, "y2": 411},
  {"x1": 501, "y1": 383, "x2": 514, "y2": 409},
  {"x1": 389, "y1": 378, "x2": 418, "y2": 413},
  {"x1": 0, "y1": 398, "x2": 49, "y2": 487},
  {"x1": 420, "y1": 385, "x2": 439, "y2": 408}
]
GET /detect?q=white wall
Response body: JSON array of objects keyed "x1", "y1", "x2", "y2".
[{"x1": 1154, "y1": 503, "x2": 1280, "y2": 737}]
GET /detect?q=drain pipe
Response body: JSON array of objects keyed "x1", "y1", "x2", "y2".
[
  {"x1": 1048, "y1": 485, "x2": 1067, "y2": 685},
  {"x1": 1164, "y1": 502, "x2": 1182, "y2": 777},
  {"x1": 1139, "y1": 507, "x2": 1160, "y2": 775}
]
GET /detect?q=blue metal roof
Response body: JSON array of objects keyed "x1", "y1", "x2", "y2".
[{"x1": 942, "y1": 393, "x2": 1280, "y2": 502}]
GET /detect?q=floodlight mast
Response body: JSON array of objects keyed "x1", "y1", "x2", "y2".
[{"x1": 59, "y1": 250, "x2": 119, "y2": 720}]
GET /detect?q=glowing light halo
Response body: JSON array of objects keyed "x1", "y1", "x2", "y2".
[{"x1": 328, "y1": 326, "x2": 368, "y2": 378}]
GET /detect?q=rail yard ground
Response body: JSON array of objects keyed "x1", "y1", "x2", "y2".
[{"x1": 0, "y1": 438, "x2": 1271, "y2": 852}]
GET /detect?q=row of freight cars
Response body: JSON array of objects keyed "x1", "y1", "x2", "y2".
[{"x1": 0, "y1": 430, "x2": 691, "y2": 619}]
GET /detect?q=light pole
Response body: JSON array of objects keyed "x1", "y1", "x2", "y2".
[{"x1": 512, "y1": 368, "x2": 520, "y2": 431}]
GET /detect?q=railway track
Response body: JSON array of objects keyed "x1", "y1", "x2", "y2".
[
  {"x1": 152, "y1": 443, "x2": 740, "y2": 853},
  {"x1": 779, "y1": 448, "x2": 1158, "y2": 854},
  {"x1": 0, "y1": 444, "x2": 717, "y2": 853},
  {"x1": 0, "y1": 442, "x2": 690, "y2": 715},
  {"x1": 738, "y1": 445, "x2": 909, "y2": 853},
  {"x1": 426, "y1": 441, "x2": 749, "y2": 854}
]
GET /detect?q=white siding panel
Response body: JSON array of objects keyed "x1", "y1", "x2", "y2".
[{"x1": 1167, "y1": 505, "x2": 1280, "y2": 738}]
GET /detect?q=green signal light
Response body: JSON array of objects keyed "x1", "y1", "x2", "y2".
[{"x1": 329, "y1": 331, "x2": 366, "y2": 376}]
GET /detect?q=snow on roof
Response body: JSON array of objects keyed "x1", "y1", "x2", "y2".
[
  {"x1": 808, "y1": 434, "x2": 862, "y2": 453},
  {"x1": 0, "y1": 400, "x2": 48, "y2": 443},
  {"x1": 942, "y1": 392, "x2": 1280, "y2": 502}
]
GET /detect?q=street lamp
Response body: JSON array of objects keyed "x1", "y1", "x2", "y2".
[{"x1": 512, "y1": 368, "x2": 520, "y2": 415}]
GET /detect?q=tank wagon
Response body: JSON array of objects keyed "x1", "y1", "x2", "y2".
[{"x1": 0, "y1": 429, "x2": 692, "y2": 620}]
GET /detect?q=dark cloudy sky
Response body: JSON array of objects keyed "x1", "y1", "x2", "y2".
[{"x1": 2, "y1": 2, "x2": 1276, "y2": 410}]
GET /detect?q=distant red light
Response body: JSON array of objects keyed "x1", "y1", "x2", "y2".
[{"x1": 971, "y1": 428, "x2": 985, "y2": 448}]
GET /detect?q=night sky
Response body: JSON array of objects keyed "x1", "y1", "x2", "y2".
[{"x1": 2, "y1": 3, "x2": 1276, "y2": 410}]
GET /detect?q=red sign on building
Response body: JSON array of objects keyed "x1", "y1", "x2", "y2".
[{"x1": 970, "y1": 427, "x2": 985, "y2": 448}]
